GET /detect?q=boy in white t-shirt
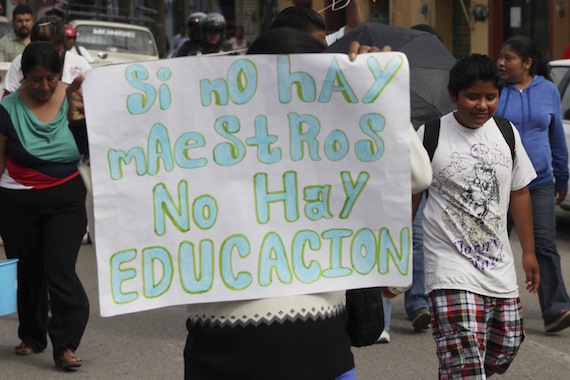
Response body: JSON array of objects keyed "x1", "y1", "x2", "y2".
[{"x1": 412, "y1": 54, "x2": 540, "y2": 379}]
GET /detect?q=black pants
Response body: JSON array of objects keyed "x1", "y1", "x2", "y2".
[{"x1": 0, "y1": 176, "x2": 89, "y2": 359}]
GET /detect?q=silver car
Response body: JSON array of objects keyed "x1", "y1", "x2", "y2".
[
  {"x1": 550, "y1": 59, "x2": 570, "y2": 210},
  {"x1": 69, "y1": 20, "x2": 159, "y2": 67}
]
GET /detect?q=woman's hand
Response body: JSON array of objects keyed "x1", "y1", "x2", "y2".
[{"x1": 66, "y1": 76, "x2": 86, "y2": 122}]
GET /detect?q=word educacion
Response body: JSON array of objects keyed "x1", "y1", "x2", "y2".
[{"x1": 110, "y1": 226, "x2": 411, "y2": 304}]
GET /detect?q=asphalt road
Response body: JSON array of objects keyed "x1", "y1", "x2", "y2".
[{"x1": 1, "y1": 210, "x2": 570, "y2": 379}]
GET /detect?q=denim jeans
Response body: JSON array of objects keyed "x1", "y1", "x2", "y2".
[
  {"x1": 529, "y1": 182, "x2": 570, "y2": 323},
  {"x1": 404, "y1": 194, "x2": 430, "y2": 320},
  {"x1": 382, "y1": 297, "x2": 392, "y2": 331}
]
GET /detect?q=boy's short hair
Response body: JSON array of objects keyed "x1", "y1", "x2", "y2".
[
  {"x1": 13, "y1": 3, "x2": 34, "y2": 19},
  {"x1": 448, "y1": 53, "x2": 504, "y2": 98}
]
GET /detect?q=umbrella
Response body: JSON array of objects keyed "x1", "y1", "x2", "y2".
[{"x1": 328, "y1": 22, "x2": 456, "y2": 129}]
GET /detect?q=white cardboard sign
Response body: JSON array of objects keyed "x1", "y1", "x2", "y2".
[{"x1": 83, "y1": 52, "x2": 412, "y2": 316}]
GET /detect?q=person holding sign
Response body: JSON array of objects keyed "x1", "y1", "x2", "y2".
[
  {"x1": 271, "y1": 2, "x2": 362, "y2": 47},
  {"x1": 0, "y1": 42, "x2": 89, "y2": 370},
  {"x1": 412, "y1": 54, "x2": 540, "y2": 378},
  {"x1": 65, "y1": 27, "x2": 432, "y2": 379},
  {"x1": 181, "y1": 29, "x2": 432, "y2": 380}
]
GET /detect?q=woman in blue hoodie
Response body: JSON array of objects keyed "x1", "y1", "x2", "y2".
[{"x1": 496, "y1": 35, "x2": 570, "y2": 333}]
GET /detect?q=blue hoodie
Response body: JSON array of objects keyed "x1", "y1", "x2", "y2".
[{"x1": 496, "y1": 75, "x2": 569, "y2": 191}]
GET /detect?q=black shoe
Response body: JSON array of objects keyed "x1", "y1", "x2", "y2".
[
  {"x1": 411, "y1": 308, "x2": 431, "y2": 331},
  {"x1": 545, "y1": 309, "x2": 570, "y2": 333}
]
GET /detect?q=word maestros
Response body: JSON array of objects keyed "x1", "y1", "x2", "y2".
[{"x1": 103, "y1": 54, "x2": 411, "y2": 304}]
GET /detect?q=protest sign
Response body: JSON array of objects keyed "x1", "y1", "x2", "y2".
[{"x1": 83, "y1": 52, "x2": 412, "y2": 317}]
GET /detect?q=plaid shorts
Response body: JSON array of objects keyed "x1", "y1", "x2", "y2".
[{"x1": 429, "y1": 289, "x2": 525, "y2": 379}]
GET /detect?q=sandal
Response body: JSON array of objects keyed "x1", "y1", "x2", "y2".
[
  {"x1": 15, "y1": 342, "x2": 35, "y2": 356},
  {"x1": 55, "y1": 349, "x2": 83, "y2": 370}
]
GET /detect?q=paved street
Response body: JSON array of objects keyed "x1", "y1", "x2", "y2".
[{"x1": 1, "y1": 211, "x2": 570, "y2": 379}]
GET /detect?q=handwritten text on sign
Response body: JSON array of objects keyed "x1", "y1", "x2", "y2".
[{"x1": 83, "y1": 53, "x2": 412, "y2": 316}]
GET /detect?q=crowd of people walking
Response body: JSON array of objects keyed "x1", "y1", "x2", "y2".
[{"x1": 0, "y1": 1, "x2": 569, "y2": 378}]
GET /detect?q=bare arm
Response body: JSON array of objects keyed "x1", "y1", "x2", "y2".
[
  {"x1": 412, "y1": 192, "x2": 423, "y2": 221},
  {"x1": 66, "y1": 76, "x2": 86, "y2": 122},
  {"x1": 509, "y1": 186, "x2": 540, "y2": 293}
]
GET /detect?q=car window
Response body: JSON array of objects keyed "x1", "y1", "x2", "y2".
[
  {"x1": 551, "y1": 65, "x2": 570, "y2": 120},
  {"x1": 551, "y1": 66, "x2": 569, "y2": 87},
  {"x1": 75, "y1": 25, "x2": 158, "y2": 56}
]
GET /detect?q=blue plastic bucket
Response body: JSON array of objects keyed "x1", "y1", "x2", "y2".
[{"x1": 0, "y1": 259, "x2": 18, "y2": 316}]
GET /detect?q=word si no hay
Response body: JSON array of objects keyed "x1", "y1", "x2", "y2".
[{"x1": 123, "y1": 54, "x2": 406, "y2": 114}]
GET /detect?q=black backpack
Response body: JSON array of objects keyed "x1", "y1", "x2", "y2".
[{"x1": 422, "y1": 116, "x2": 516, "y2": 162}]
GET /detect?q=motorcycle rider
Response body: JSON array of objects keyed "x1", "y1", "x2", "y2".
[{"x1": 176, "y1": 12, "x2": 206, "y2": 57}]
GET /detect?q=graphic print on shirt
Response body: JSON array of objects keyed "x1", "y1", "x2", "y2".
[{"x1": 439, "y1": 141, "x2": 510, "y2": 271}]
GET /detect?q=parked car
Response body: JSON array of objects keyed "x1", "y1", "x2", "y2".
[
  {"x1": 69, "y1": 20, "x2": 159, "y2": 67},
  {"x1": 550, "y1": 59, "x2": 570, "y2": 210}
]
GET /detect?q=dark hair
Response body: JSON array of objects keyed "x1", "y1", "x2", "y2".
[
  {"x1": 13, "y1": 3, "x2": 33, "y2": 19},
  {"x1": 21, "y1": 41, "x2": 63, "y2": 79},
  {"x1": 247, "y1": 28, "x2": 326, "y2": 55},
  {"x1": 448, "y1": 54, "x2": 504, "y2": 98},
  {"x1": 31, "y1": 16, "x2": 65, "y2": 50},
  {"x1": 502, "y1": 35, "x2": 552, "y2": 81},
  {"x1": 411, "y1": 23, "x2": 443, "y2": 43},
  {"x1": 271, "y1": 6, "x2": 326, "y2": 33}
]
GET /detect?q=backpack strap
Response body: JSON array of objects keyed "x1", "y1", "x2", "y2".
[
  {"x1": 422, "y1": 118, "x2": 441, "y2": 161},
  {"x1": 422, "y1": 116, "x2": 515, "y2": 163},
  {"x1": 492, "y1": 116, "x2": 516, "y2": 162}
]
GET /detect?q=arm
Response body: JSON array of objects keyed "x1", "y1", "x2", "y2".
[
  {"x1": 344, "y1": 0, "x2": 362, "y2": 34},
  {"x1": 509, "y1": 186, "x2": 540, "y2": 293},
  {"x1": 78, "y1": 46, "x2": 94, "y2": 64},
  {"x1": 548, "y1": 88, "x2": 569, "y2": 205},
  {"x1": 67, "y1": 76, "x2": 85, "y2": 122},
  {"x1": 0, "y1": 134, "x2": 6, "y2": 176},
  {"x1": 0, "y1": 39, "x2": 6, "y2": 62},
  {"x1": 412, "y1": 192, "x2": 423, "y2": 221},
  {"x1": 66, "y1": 76, "x2": 89, "y2": 155},
  {"x1": 3, "y1": 56, "x2": 22, "y2": 94},
  {"x1": 410, "y1": 124, "x2": 432, "y2": 194}
]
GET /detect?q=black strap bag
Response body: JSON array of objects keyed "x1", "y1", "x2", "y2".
[{"x1": 345, "y1": 287, "x2": 384, "y2": 347}]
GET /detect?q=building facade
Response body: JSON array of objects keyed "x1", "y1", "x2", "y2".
[
  {"x1": 6, "y1": 0, "x2": 566, "y2": 60},
  {"x1": 276, "y1": 0, "x2": 570, "y2": 61}
]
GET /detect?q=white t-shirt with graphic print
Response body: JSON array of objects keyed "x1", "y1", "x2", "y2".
[{"x1": 416, "y1": 112, "x2": 536, "y2": 298}]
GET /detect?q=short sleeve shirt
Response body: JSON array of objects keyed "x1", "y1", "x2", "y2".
[{"x1": 416, "y1": 112, "x2": 536, "y2": 298}]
